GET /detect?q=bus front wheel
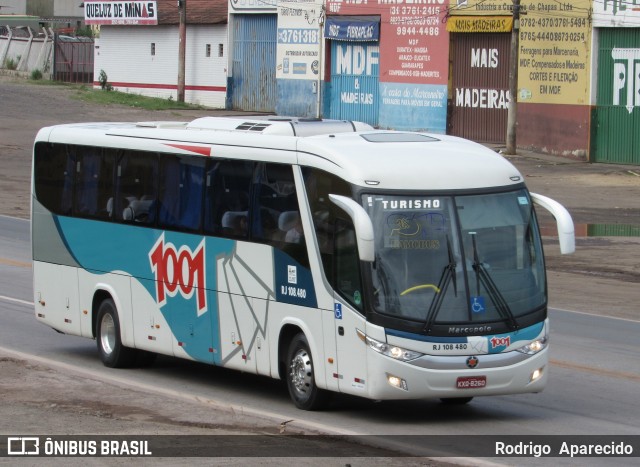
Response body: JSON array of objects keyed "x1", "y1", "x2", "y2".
[
  {"x1": 96, "y1": 298, "x2": 136, "y2": 368},
  {"x1": 286, "y1": 333, "x2": 329, "y2": 410}
]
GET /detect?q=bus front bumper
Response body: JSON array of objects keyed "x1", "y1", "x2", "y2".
[{"x1": 362, "y1": 347, "x2": 549, "y2": 401}]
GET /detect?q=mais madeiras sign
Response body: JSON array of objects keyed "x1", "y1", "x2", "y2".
[{"x1": 84, "y1": 1, "x2": 158, "y2": 26}]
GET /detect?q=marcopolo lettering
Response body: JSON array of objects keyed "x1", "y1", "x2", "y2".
[{"x1": 449, "y1": 325, "x2": 492, "y2": 334}]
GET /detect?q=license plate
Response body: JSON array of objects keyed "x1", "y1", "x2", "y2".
[{"x1": 456, "y1": 376, "x2": 487, "y2": 389}]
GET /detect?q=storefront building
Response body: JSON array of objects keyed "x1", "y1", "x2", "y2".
[
  {"x1": 275, "y1": 0, "x2": 324, "y2": 118},
  {"x1": 449, "y1": 0, "x2": 592, "y2": 158},
  {"x1": 90, "y1": 0, "x2": 639, "y2": 164},
  {"x1": 591, "y1": 1, "x2": 640, "y2": 164},
  {"x1": 446, "y1": 14, "x2": 512, "y2": 143},
  {"x1": 323, "y1": 0, "x2": 449, "y2": 132},
  {"x1": 91, "y1": 0, "x2": 228, "y2": 108}
]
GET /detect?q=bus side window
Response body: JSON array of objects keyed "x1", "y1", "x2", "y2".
[
  {"x1": 33, "y1": 142, "x2": 75, "y2": 216},
  {"x1": 74, "y1": 147, "x2": 115, "y2": 220},
  {"x1": 252, "y1": 163, "x2": 309, "y2": 267},
  {"x1": 301, "y1": 167, "x2": 353, "y2": 287},
  {"x1": 204, "y1": 160, "x2": 253, "y2": 239},
  {"x1": 115, "y1": 150, "x2": 158, "y2": 225},
  {"x1": 335, "y1": 218, "x2": 364, "y2": 311},
  {"x1": 158, "y1": 155, "x2": 205, "y2": 232}
]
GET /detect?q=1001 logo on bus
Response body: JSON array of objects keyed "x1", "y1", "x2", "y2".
[{"x1": 149, "y1": 234, "x2": 207, "y2": 315}]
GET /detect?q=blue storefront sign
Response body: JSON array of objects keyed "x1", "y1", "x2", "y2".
[{"x1": 324, "y1": 15, "x2": 380, "y2": 42}]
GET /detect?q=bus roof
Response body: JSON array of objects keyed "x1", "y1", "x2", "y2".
[
  {"x1": 298, "y1": 131, "x2": 523, "y2": 191},
  {"x1": 36, "y1": 117, "x2": 523, "y2": 191}
]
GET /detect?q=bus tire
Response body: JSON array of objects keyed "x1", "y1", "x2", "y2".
[
  {"x1": 96, "y1": 298, "x2": 136, "y2": 368},
  {"x1": 440, "y1": 397, "x2": 473, "y2": 405},
  {"x1": 286, "y1": 333, "x2": 329, "y2": 411}
]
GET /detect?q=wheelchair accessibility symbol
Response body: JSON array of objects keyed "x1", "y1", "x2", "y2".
[
  {"x1": 334, "y1": 303, "x2": 343, "y2": 320},
  {"x1": 471, "y1": 296, "x2": 486, "y2": 314}
]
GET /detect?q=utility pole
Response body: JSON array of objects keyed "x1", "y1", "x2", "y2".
[
  {"x1": 316, "y1": 6, "x2": 325, "y2": 119},
  {"x1": 177, "y1": 0, "x2": 187, "y2": 103},
  {"x1": 505, "y1": 0, "x2": 520, "y2": 155}
]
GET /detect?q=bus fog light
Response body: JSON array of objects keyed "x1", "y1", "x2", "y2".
[
  {"x1": 530, "y1": 367, "x2": 544, "y2": 383},
  {"x1": 387, "y1": 374, "x2": 408, "y2": 391}
]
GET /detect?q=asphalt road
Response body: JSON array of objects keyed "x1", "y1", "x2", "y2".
[{"x1": 1, "y1": 215, "x2": 638, "y2": 465}]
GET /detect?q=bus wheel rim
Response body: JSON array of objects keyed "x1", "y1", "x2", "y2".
[
  {"x1": 100, "y1": 313, "x2": 116, "y2": 356},
  {"x1": 290, "y1": 349, "x2": 312, "y2": 396}
]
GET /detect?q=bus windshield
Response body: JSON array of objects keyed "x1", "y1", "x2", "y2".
[{"x1": 365, "y1": 189, "x2": 546, "y2": 331}]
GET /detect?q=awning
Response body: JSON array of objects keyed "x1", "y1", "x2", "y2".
[{"x1": 324, "y1": 15, "x2": 380, "y2": 42}]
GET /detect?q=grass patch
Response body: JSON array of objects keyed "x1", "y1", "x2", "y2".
[
  {"x1": 6, "y1": 77, "x2": 207, "y2": 111},
  {"x1": 72, "y1": 86, "x2": 206, "y2": 111},
  {"x1": 4, "y1": 56, "x2": 19, "y2": 70}
]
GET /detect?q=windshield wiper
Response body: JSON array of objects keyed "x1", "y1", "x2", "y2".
[
  {"x1": 423, "y1": 237, "x2": 457, "y2": 334},
  {"x1": 470, "y1": 233, "x2": 519, "y2": 331}
]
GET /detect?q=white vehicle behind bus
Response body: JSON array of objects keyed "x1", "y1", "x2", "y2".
[{"x1": 32, "y1": 117, "x2": 574, "y2": 410}]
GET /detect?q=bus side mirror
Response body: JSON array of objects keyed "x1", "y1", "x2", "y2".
[
  {"x1": 329, "y1": 194, "x2": 375, "y2": 262},
  {"x1": 530, "y1": 192, "x2": 575, "y2": 255}
]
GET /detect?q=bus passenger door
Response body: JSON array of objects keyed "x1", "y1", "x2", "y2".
[
  {"x1": 131, "y1": 277, "x2": 175, "y2": 357},
  {"x1": 333, "y1": 219, "x2": 368, "y2": 396},
  {"x1": 216, "y1": 291, "x2": 257, "y2": 373},
  {"x1": 216, "y1": 242, "x2": 273, "y2": 375},
  {"x1": 334, "y1": 299, "x2": 367, "y2": 396}
]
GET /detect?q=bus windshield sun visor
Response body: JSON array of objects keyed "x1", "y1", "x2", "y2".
[{"x1": 324, "y1": 16, "x2": 380, "y2": 42}]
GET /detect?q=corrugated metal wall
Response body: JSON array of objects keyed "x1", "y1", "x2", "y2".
[
  {"x1": 588, "y1": 224, "x2": 640, "y2": 237},
  {"x1": 592, "y1": 28, "x2": 640, "y2": 165},
  {"x1": 231, "y1": 14, "x2": 277, "y2": 112},
  {"x1": 328, "y1": 41, "x2": 380, "y2": 127},
  {"x1": 449, "y1": 33, "x2": 510, "y2": 143},
  {"x1": 54, "y1": 35, "x2": 94, "y2": 84}
]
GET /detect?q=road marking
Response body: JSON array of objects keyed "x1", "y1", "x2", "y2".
[
  {"x1": 550, "y1": 358, "x2": 640, "y2": 382},
  {"x1": 551, "y1": 307, "x2": 640, "y2": 323},
  {"x1": 0, "y1": 257, "x2": 31, "y2": 268},
  {"x1": 0, "y1": 214, "x2": 29, "y2": 222},
  {"x1": 0, "y1": 294, "x2": 33, "y2": 306}
]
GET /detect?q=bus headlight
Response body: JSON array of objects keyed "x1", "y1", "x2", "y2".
[
  {"x1": 515, "y1": 336, "x2": 548, "y2": 355},
  {"x1": 356, "y1": 329, "x2": 423, "y2": 362}
]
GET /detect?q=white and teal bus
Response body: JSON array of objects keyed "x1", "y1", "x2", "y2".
[{"x1": 32, "y1": 117, "x2": 574, "y2": 410}]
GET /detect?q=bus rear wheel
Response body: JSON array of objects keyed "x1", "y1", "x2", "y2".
[
  {"x1": 96, "y1": 298, "x2": 136, "y2": 368},
  {"x1": 286, "y1": 333, "x2": 329, "y2": 411}
]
